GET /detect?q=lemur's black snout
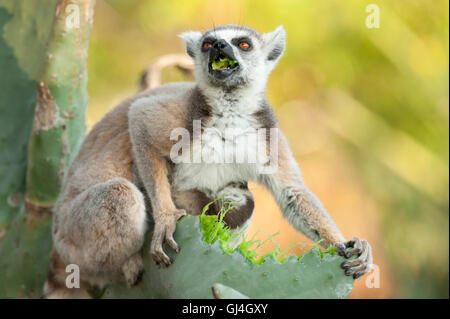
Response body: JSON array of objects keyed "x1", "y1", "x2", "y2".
[
  {"x1": 212, "y1": 39, "x2": 228, "y2": 50},
  {"x1": 210, "y1": 39, "x2": 235, "y2": 61},
  {"x1": 209, "y1": 39, "x2": 239, "y2": 80}
]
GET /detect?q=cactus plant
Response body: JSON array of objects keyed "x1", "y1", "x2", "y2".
[
  {"x1": 0, "y1": 0, "x2": 95, "y2": 221},
  {"x1": 26, "y1": 0, "x2": 95, "y2": 214},
  {"x1": 212, "y1": 283, "x2": 250, "y2": 299},
  {"x1": 0, "y1": 0, "x2": 95, "y2": 298},
  {"x1": 103, "y1": 212, "x2": 354, "y2": 299},
  {"x1": 0, "y1": 216, "x2": 53, "y2": 298},
  {"x1": 0, "y1": 0, "x2": 60, "y2": 225}
]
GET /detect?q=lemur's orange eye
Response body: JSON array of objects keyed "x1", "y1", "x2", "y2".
[
  {"x1": 239, "y1": 42, "x2": 249, "y2": 49},
  {"x1": 202, "y1": 42, "x2": 211, "y2": 50}
]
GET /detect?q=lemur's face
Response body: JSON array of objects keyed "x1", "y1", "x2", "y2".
[{"x1": 180, "y1": 25, "x2": 286, "y2": 90}]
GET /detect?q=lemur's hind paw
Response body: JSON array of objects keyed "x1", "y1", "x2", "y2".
[
  {"x1": 122, "y1": 253, "x2": 144, "y2": 287},
  {"x1": 150, "y1": 208, "x2": 187, "y2": 267},
  {"x1": 337, "y1": 237, "x2": 373, "y2": 279}
]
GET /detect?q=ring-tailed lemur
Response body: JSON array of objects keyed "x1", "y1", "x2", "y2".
[{"x1": 44, "y1": 24, "x2": 373, "y2": 298}]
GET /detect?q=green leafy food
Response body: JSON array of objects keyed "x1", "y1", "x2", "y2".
[
  {"x1": 211, "y1": 57, "x2": 238, "y2": 70},
  {"x1": 199, "y1": 198, "x2": 337, "y2": 265},
  {"x1": 199, "y1": 198, "x2": 236, "y2": 254}
]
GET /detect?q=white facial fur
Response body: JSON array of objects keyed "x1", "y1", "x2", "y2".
[{"x1": 179, "y1": 25, "x2": 286, "y2": 96}]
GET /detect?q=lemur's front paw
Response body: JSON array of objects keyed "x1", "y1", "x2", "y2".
[
  {"x1": 337, "y1": 237, "x2": 373, "y2": 279},
  {"x1": 150, "y1": 208, "x2": 187, "y2": 267}
]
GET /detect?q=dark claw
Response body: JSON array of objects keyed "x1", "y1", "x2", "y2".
[
  {"x1": 133, "y1": 269, "x2": 144, "y2": 286},
  {"x1": 353, "y1": 272, "x2": 364, "y2": 279},
  {"x1": 341, "y1": 261, "x2": 353, "y2": 269},
  {"x1": 165, "y1": 257, "x2": 173, "y2": 266},
  {"x1": 337, "y1": 243, "x2": 347, "y2": 257},
  {"x1": 346, "y1": 240, "x2": 355, "y2": 248},
  {"x1": 171, "y1": 243, "x2": 180, "y2": 253}
]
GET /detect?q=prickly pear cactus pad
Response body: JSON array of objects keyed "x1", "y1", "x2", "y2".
[
  {"x1": 0, "y1": 215, "x2": 53, "y2": 298},
  {"x1": 103, "y1": 206, "x2": 354, "y2": 299}
]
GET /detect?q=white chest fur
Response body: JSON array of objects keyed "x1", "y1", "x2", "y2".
[{"x1": 172, "y1": 107, "x2": 268, "y2": 195}]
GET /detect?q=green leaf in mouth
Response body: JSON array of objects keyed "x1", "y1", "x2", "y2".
[{"x1": 211, "y1": 57, "x2": 238, "y2": 70}]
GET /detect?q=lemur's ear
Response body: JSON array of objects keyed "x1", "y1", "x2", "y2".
[
  {"x1": 262, "y1": 25, "x2": 286, "y2": 63},
  {"x1": 178, "y1": 31, "x2": 202, "y2": 58}
]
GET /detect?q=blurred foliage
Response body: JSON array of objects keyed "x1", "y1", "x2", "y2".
[{"x1": 85, "y1": 0, "x2": 448, "y2": 298}]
